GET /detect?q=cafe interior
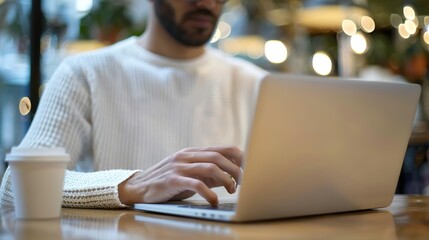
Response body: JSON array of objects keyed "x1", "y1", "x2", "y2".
[{"x1": 1, "y1": 0, "x2": 429, "y2": 239}]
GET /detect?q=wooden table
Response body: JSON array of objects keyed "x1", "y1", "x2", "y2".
[{"x1": 1, "y1": 195, "x2": 428, "y2": 239}]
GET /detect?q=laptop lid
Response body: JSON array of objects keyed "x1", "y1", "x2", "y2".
[{"x1": 135, "y1": 74, "x2": 421, "y2": 222}]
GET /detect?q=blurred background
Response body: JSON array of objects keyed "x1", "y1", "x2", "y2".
[{"x1": 1, "y1": 0, "x2": 429, "y2": 193}]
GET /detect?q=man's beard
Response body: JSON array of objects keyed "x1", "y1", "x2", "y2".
[{"x1": 154, "y1": 0, "x2": 218, "y2": 47}]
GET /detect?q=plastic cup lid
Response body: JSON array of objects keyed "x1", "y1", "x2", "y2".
[{"x1": 5, "y1": 147, "x2": 70, "y2": 162}]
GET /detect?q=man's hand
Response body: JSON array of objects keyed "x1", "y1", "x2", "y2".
[{"x1": 118, "y1": 145, "x2": 242, "y2": 206}]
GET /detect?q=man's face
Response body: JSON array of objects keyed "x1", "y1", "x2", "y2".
[{"x1": 153, "y1": 0, "x2": 222, "y2": 46}]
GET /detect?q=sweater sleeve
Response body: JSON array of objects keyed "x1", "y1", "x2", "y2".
[
  {"x1": 0, "y1": 167, "x2": 141, "y2": 208},
  {"x1": 62, "y1": 169, "x2": 140, "y2": 208},
  {"x1": 0, "y1": 58, "x2": 138, "y2": 208}
]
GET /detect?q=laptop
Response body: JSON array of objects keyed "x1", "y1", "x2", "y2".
[{"x1": 134, "y1": 73, "x2": 421, "y2": 222}]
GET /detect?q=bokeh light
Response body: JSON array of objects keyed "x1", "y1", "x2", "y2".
[
  {"x1": 211, "y1": 28, "x2": 221, "y2": 43},
  {"x1": 398, "y1": 23, "x2": 411, "y2": 39},
  {"x1": 265, "y1": 40, "x2": 288, "y2": 64},
  {"x1": 361, "y1": 16, "x2": 375, "y2": 33},
  {"x1": 404, "y1": 19, "x2": 417, "y2": 35},
  {"x1": 390, "y1": 14, "x2": 402, "y2": 28},
  {"x1": 403, "y1": 6, "x2": 416, "y2": 20},
  {"x1": 19, "y1": 97, "x2": 31, "y2": 116},
  {"x1": 312, "y1": 52, "x2": 332, "y2": 76},
  {"x1": 350, "y1": 33, "x2": 368, "y2": 54},
  {"x1": 75, "y1": 0, "x2": 93, "y2": 12},
  {"x1": 342, "y1": 19, "x2": 357, "y2": 36},
  {"x1": 423, "y1": 31, "x2": 429, "y2": 45}
]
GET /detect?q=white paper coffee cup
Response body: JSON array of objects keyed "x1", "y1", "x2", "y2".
[{"x1": 6, "y1": 147, "x2": 70, "y2": 219}]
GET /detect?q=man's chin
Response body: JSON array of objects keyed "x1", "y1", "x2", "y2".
[
  {"x1": 179, "y1": 41, "x2": 209, "y2": 47},
  {"x1": 176, "y1": 34, "x2": 213, "y2": 47}
]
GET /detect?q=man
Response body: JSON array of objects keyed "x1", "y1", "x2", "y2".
[{"x1": 1, "y1": 0, "x2": 266, "y2": 208}]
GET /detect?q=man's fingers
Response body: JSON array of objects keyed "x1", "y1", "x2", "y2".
[
  {"x1": 182, "y1": 145, "x2": 243, "y2": 167},
  {"x1": 181, "y1": 163, "x2": 237, "y2": 194},
  {"x1": 176, "y1": 151, "x2": 242, "y2": 184},
  {"x1": 120, "y1": 146, "x2": 243, "y2": 206},
  {"x1": 171, "y1": 176, "x2": 219, "y2": 206},
  {"x1": 222, "y1": 171, "x2": 237, "y2": 194}
]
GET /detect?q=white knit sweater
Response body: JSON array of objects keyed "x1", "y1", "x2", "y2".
[{"x1": 0, "y1": 37, "x2": 267, "y2": 208}]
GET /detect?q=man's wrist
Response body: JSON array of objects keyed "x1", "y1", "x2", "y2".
[{"x1": 117, "y1": 171, "x2": 142, "y2": 205}]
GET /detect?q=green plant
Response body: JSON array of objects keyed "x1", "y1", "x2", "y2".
[{"x1": 79, "y1": 0, "x2": 134, "y2": 43}]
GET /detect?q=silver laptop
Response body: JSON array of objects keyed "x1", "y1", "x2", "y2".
[{"x1": 134, "y1": 74, "x2": 420, "y2": 222}]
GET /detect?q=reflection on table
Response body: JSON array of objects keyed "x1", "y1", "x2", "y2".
[
  {"x1": 0, "y1": 195, "x2": 428, "y2": 240},
  {"x1": 399, "y1": 130, "x2": 429, "y2": 195}
]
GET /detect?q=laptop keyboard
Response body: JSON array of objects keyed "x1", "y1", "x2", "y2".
[{"x1": 178, "y1": 203, "x2": 236, "y2": 211}]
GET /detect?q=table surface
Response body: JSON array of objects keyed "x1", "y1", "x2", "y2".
[{"x1": 1, "y1": 195, "x2": 428, "y2": 240}]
